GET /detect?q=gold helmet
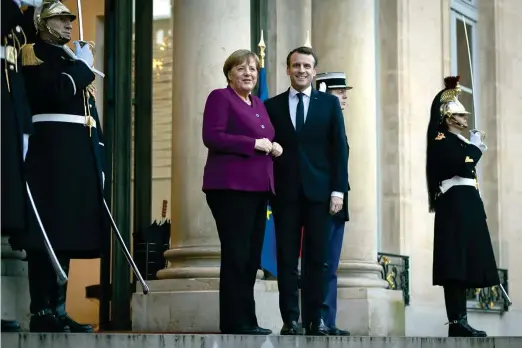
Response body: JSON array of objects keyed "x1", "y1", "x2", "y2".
[
  {"x1": 439, "y1": 75, "x2": 469, "y2": 118},
  {"x1": 34, "y1": 0, "x2": 76, "y2": 35}
]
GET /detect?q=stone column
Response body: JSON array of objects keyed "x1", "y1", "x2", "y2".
[
  {"x1": 312, "y1": 0, "x2": 403, "y2": 336},
  {"x1": 1, "y1": 237, "x2": 30, "y2": 331},
  {"x1": 132, "y1": 0, "x2": 282, "y2": 333},
  {"x1": 265, "y1": 0, "x2": 312, "y2": 95}
]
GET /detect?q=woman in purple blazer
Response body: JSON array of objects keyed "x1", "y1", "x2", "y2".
[{"x1": 202, "y1": 49, "x2": 283, "y2": 335}]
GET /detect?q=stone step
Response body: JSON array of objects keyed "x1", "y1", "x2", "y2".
[{"x1": 2, "y1": 333, "x2": 522, "y2": 348}]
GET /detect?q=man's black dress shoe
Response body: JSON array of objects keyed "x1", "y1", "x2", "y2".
[
  {"x1": 30, "y1": 310, "x2": 70, "y2": 333},
  {"x1": 307, "y1": 319, "x2": 329, "y2": 336},
  {"x1": 280, "y1": 321, "x2": 299, "y2": 335},
  {"x1": 1, "y1": 320, "x2": 21, "y2": 332},
  {"x1": 221, "y1": 326, "x2": 272, "y2": 335},
  {"x1": 57, "y1": 313, "x2": 93, "y2": 333},
  {"x1": 328, "y1": 326, "x2": 351, "y2": 336}
]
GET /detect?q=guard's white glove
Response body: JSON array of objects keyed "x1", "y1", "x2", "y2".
[
  {"x1": 469, "y1": 131, "x2": 487, "y2": 152},
  {"x1": 73, "y1": 41, "x2": 94, "y2": 67},
  {"x1": 20, "y1": 0, "x2": 43, "y2": 7}
]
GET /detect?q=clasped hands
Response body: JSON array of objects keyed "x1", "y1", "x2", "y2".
[{"x1": 254, "y1": 138, "x2": 283, "y2": 157}]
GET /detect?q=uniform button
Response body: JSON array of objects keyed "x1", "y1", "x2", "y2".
[
  {"x1": 9, "y1": 65, "x2": 14, "y2": 70},
  {"x1": 15, "y1": 26, "x2": 21, "y2": 33},
  {"x1": 261, "y1": 125, "x2": 265, "y2": 129},
  {"x1": 89, "y1": 104, "x2": 93, "y2": 108},
  {"x1": 8, "y1": 33, "x2": 12, "y2": 39},
  {"x1": 255, "y1": 113, "x2": 260, "y2": 118}
]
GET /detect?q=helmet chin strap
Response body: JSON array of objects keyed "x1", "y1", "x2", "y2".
[
  {"x1": 448, "y1": 115, "x2": 468, "y2": 130},
  {"x1": 42, "y1": 24, "x2": 69, "y2": 45}
]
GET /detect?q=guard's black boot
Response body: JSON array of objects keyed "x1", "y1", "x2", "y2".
[
  {"x1": 57, "y1": 313, "x2": 93, "y2": 333},
  {"x1": 29, "y1": 309, "x2": 70, "y2": 333},
  {"x1": 448, "y1": 314, "x2": 487, "y2": 337},
  {"x1": 1, "y1": 319, "x2": 21, "y2": 332}
]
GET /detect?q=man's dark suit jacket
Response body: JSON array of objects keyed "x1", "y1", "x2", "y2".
[{"x1": 264, "y1": 88, "x2": 349, "y2": 204}]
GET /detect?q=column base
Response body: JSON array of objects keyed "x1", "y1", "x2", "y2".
[
  {"x1": 338, "y1": 261, "x2": 390, "y2": 288},
  {"x1": 1, "y1": 237, "x2": 30, "y2": 331},
  {"x1": 131, "y1": 279, "x2": 282, "y2": 333},
  {"x1": 336, "y1": 288, "x2": 405, "y2": 336}
]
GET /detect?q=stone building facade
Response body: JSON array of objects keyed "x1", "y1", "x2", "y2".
[{"x1": 2, "y1": 0, "x2": 521, "y2": 336}]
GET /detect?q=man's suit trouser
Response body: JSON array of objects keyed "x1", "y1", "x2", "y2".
[{"x1": 272, "y1": 194, "x2": 331, "y2": 326}]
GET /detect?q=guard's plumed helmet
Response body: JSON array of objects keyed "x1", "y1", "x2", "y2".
[
  {"x1": 439, "y1": 75, "x2": 469, "y2": 121},
  {"x1": 34, "y1": 0, "x2": 76, "y2": 41}
]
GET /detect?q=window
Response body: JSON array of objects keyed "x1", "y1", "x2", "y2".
[{"x1": 450, "y1": 0, "x2": 478, "y2": 131}]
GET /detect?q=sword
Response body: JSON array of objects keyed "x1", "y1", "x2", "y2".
[
  {"x1": 77, "y1": 0, "x2": 84, "y2": 41},
  {"x1": 75, "y1": 0, "x2": 105, "y2": 78},
  {"x1": 461, "y1": 14, "x2": 511, "y2": 308},
  {"x1": 103, "y1": 200, "x2": 150, "y2": 295},
  {"x1": 26, "y1": 182, "x2": 68, "y2": 286}
]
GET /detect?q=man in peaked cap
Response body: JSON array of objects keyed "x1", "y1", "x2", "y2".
[
  {"x1": 315, "y1": 72, "x2": 351, "y2": 336},
  {"x1": 20, "y1": 0, "x2": 107, "y2": 332},
  {"x1": 1, "y1": 0, "x2": 44, "y2": 333}
]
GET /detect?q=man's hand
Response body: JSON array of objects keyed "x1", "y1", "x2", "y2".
[
  {"x1": 74, "y1": 41, "x2": 94, "y2": 67},
  {"x1": 329, "y1": 196, "x2": 343, "y2": 215},
  {"x1": 270, "y1": 142, "x2": 283, "y2": 157}
]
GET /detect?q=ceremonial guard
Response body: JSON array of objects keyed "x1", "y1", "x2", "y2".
[
  {"x1": 20, "y1": 0, "x2": 107, "y2": 332},
  {"x1": 1, "y1": 0, "x2": 42, "y2": 333},
  {"x1": 314, "y1": 72, "x2": 351, "y2": 336},
  {"x1": 426, "y1": 76, "x2": 499, "y2": 337}
]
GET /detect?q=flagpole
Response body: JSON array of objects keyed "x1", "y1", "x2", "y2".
[
  {"x1": 258, "y1": 29, "x2": 266, "y2": 68},
  {"x1": 304, "y1": 30, "x2": 312, "y2": 48}
]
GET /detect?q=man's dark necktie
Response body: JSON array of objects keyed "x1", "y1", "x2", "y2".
[{"x1": 296, "y1": 92, "x2": 305, "y2": 132}]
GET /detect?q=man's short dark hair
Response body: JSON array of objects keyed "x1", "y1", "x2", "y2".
[{"x1": 286, "y1": 47, "x2": 318, "y2": 68}]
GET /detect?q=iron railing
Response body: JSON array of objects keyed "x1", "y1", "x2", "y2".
[
  {"x1": 467, "y1": 268, "x2": 509, "y2": 313},
  {"x1": 377, "y1": 252, "x2": 410, "y2": 305}
]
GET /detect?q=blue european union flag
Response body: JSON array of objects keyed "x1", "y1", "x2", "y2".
[
  {"x1": 261, "y1": 205, "x2": 277, "y2": 277},
  {"x1": 258, "y1": 65, "x2": 278, "y2": 277}
]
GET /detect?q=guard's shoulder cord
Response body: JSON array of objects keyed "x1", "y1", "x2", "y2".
[{"x1": 21, "y1": 43, "x2": 44, "y2": 66}]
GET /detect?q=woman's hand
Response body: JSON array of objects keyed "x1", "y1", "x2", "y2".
[
  {"x1": 270, "y1": 142, "x2": 283, "y2": 157},
  {"x1": 255, "y1": 138, "x2": 273, "y2": 154}
]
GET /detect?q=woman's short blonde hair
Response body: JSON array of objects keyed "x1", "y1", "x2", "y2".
[{"x1": 223, "y1": 49, "x2": 260, "y2": 83}]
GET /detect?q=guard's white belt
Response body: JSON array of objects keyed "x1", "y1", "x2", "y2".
[
  {"x1": 440, "y1": 176, "x2": 476, "y2": 194},
  {"x1": 32, "y1": 114, "x2": 96, "y2": 128}
]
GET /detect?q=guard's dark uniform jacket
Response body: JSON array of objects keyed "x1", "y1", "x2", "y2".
[
  {"x1": 429, "y1": 130, "x2": 499, "y2": 288},
  {"x1": 1, "y1": 1, "x2": 33, "y2": 239},
  {"x1": 333, "y1": 142, "x2": 350, "y2": 222},
  {"x1": 21, "y1": 38, "x2": 107, "y2": 258}
]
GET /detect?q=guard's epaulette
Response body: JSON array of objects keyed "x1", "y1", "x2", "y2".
[
  {"x1": 21, "y1": 44, "x2": 44, "y2": 67},
  {"x1": 434, "y1": 132, "x2": 446, "y2": 141}
]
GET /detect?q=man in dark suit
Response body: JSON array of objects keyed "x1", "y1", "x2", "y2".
[
  {"x1": 264, "y1": 47, "x2": 348, "y2": 336},
  {"x1": 315, "y1": 72, "x2": 351, "y2": 336}
]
